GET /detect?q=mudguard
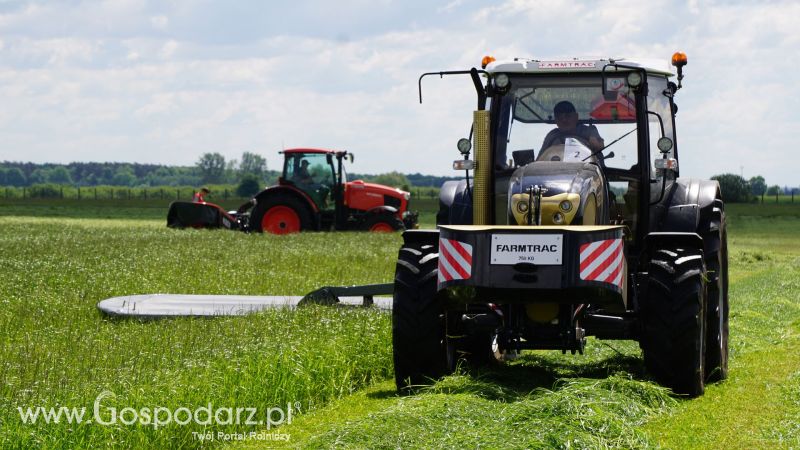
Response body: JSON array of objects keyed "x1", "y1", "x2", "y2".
[
  {"x1": 437, "y1": 179, "x2": 473, "y2": 225},
  {"x1": 655, "y1": 178, "x2": 721, "y2": 233}
]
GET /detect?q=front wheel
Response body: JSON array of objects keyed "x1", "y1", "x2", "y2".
[
  {"x1": 393, "y1": 238, "x2": 448, "y2": 392},
  {"x1": 640, "y1": 247, "x2": 708, "y2": 397}
]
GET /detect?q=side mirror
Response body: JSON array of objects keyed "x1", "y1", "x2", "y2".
[{"x1": 348, "y1": 153, "x2": 354, "y2": 163}]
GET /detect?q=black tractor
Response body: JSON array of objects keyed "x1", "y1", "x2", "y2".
[{"x1": 393, "y1": 52, "x2": 728, "y2": 397}]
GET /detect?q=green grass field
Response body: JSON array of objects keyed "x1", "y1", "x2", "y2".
[{"x1": 0, "y1": 200, "x2": 799, "y2": 448}]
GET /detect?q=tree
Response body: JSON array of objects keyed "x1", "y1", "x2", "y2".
[
  {"x1": 111, "y1": 166, "x2": 137, "y2": 186},
  {"x1": 196, "y1": 153, "x2": 226, "y2": 184},
  {"x1": 371, "y1": 171, "x2": 411, "y2": 191},
  {"x1": 236, "y1": 173, "x2": 262, "y2": 197},
  {"x1": 48, "y1": 166, "x2": 73, "y2": 185},
  {"x1": 749, "y1": 176, "x2": 766, "y2": 197},
  {"x1": 5, "y1": 168, "x2": 27, "y2": 187},
  {"x1": 766, "y1": 185, "x2": 781, "y2": 196},
  {"x1": 239, "y1": 152, "x2": 267, "y2": 179},
  {"x1": 28, "y1": 168, "x2": 50, "y2": 184},
  {"x1": 711, "y1": 173, "x2": 751, "y2": 203}
]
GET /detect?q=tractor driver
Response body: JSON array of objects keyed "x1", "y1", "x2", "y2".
[
  {"x1": 541, "y1": 101, "x2": 604, "y2": 152},
  {"x1": 295, "y1": 159, "x2": 313, "y2": 184}
]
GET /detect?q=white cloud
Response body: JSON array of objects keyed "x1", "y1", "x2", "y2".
[
  {"x1": 158, "y1": 40, "x2": 179, "y2": 59},
  {"x1": 150, "y1": 15, "x2": 168, "y2": 30}
]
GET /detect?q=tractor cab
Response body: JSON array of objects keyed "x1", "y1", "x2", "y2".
[{"x1": 280, "y1": 149, "x2": 341, "y2": 212}]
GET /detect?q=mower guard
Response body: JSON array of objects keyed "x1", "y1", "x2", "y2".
[{"x1": 166, "y1": 201, "x2": 243, "y2": 230}]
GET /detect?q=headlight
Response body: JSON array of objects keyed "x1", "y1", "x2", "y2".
[
  {"x1": 559, "y1": 200, "x2": 572, "y2": 212},
  {"x1": 627, "y1": 71, "x2": 642, "y2": 87},
  {"x1": 517, "y1": 201, "x2": 528, "y2": 213},
  {"x1": 403, "y1": 192, "x2": 410, "y2": 200},
  {"x1": 552, "y1": 212, "x2": 565, "y2": 224},
  {"x1": 495, "y1": 73, "x2": 510, "y2": 89}
]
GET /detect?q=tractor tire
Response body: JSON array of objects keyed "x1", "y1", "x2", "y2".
[
  {"x1": 363, "y1": 212, "x2": 404, "y2": 232},
  {"x1": 640, "y1": 247, "x2": 708, "y2": 397},
  {"x1": 249, "y1": 196, "x2": 312, "y2": 234},
  {"x1": 703, "y1": 199, "x2": 729, "y2": 382},
  {"x1": 392, "y1": 239, "x2": 448, "y2": 393}
]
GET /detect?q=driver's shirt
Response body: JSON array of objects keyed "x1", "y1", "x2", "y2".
[{"x1": 541, "y1": 124, "x2": 602, "y2": 152}]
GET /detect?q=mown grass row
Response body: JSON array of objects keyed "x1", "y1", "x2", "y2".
[{"x1": 0, "y1": 218, "x2": 400, "y2": 448}]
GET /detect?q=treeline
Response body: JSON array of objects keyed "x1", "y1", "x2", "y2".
[
  {"x1": 711, "y1": 174, "x2": 798, "y2": 203},
  {"x1": 0, "y1": 158, "x2": 459, "y2": 190},
  {"x1": 0, "y1": 161, "x2": 206, "y2": 187}
]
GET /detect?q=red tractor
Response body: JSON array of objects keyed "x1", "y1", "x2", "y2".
[{"x1": 240, "y1": 148, "x2": 417, "y2": 234}]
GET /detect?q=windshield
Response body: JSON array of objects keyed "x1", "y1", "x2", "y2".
[{"x1": 495, "y1": 75, "x2": 640, "y2": 171}]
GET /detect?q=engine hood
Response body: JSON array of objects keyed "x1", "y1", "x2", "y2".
[
  {"x1": 506, "y1": 161, "x2": 605, "y2": 226},
  {"x1": 347, "y1": 180, "x2": 409, "y2": 199}
]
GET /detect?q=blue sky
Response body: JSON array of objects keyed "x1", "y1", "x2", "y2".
[{"x1": 1, "y1": 0, "x2": 798, "y2": 186}]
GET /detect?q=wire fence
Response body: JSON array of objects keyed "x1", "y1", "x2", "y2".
[{"x1": 0, "y1": 184, "x2": 443, "y2": 201}]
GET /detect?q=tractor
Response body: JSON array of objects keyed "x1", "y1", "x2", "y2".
[
  {"x1": 240, "y1": 148, "x2": 418, "y2": 234},
  {"x1": 393, "y1": 53, "x2": 728, "y2": 397}
]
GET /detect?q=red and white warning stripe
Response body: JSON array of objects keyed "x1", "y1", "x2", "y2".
[
  {"x1": 438, "y1": 238, "x2": 473, "y2": 283},
  {"x1": 579, "y1": 238, "x2": 624, "y2": 288}
]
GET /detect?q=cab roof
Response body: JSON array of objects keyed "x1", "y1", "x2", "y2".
[
  {"x1": 281, "y1": 148, "x2": 340, "y2": 155},
  {"x1": 485, "y1": 58, "x2": 674, "y2": 77}
]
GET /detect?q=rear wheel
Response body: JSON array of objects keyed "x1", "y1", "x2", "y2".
[
  {"x1": 363, "y1": 212, "x2": 404, "y2": 232},
  {"x1": 704, "y1": 199, "x2": 729, "y2": 382},
  {"x1": 249, "y1": 196, "x2": 312, "y2": 234},
  {"x1": 640, "y1": 247, "x2": 707, "y2": 397},
  {"x1": 393, "y1": 239, "x2": 448, "y2": 392}
]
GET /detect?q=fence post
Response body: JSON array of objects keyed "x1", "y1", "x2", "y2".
[
  {"x1": 177, "y1": 189, "x2": 180, "y2": 200},
  {"x1": 78, "y1": 187, "x2": 81, "y2": 200}
]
